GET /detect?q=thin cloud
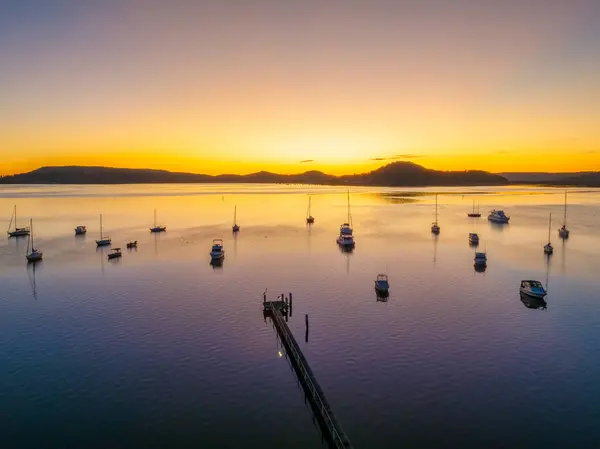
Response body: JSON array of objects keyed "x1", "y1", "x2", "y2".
[
  {"x1": 370, "y1": 154, "x2": 422, "y2": 161},
  {"x1": 299, "y1": 159, "x2": 314, "y2": 163}
]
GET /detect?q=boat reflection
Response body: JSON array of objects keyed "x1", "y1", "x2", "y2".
[
  {"x1": 375, "y1": 291, "x2": 389, "y2": 302},
  {"x1": 474, "y1": 263, "x2": 487, "y2": 274},
  {"x1": 210, "y1": 258, "x2": 224, "y2": 270},
  {"x1": 26, "y1": 260, "x2": 42, "y2": 300},
  {"x1": 520, "y1": 292, "x2": 547, "y2": 310},
  {"x1": 488, "y1": 221, "x2": 509, "y2": 232}
]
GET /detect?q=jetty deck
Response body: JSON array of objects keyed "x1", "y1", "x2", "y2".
[{"x1": 263, "y1": 296, "x2": 354, "y2": 449}]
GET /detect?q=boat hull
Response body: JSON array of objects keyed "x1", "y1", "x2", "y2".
[
  {"x1": 210, "y1": 252, "x2": 225, "y2": 260},
  {"x1": 232, "y1": 225, "x2": 240, "y2": 232},
  {"x1": 306, "y1": 217, "x2": 315, "y2": 224},
  {"x1": 467, "y1": 213, "x2": 481, "y2": 218},
  {"x1": 519, "y1": 287, "x2": 546, "y2": 299},
  {"x1": 558, "y1": 228, "x2": 569, "y2": 238},
  {"x1": 336, "y1": 236, "x2": 355, "y2": 247},
  {"x1": 96, "y1": 239, "x2": 111, "y2": 246},
  {"x1": 8, "y1": 230, "x2": 30, "y2": 237},
  {"x1": 150, "y1": 227, "x2": 166, "y2": 233},
  {"x1": 26, "y1": 252, "x2": 43, "y2": 262},
  {"x1": 488, "y1": 216, "x2": 509, "y2": 224},
  {"x1": 108, "y1": 253, "x2": 122, "y2": 259}
]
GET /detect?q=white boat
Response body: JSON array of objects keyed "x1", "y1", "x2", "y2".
[
  {"x1": 337, "y1": 191, "x2": 355, "y2": 246},
  {"x1": 431, "y1": 194, "x2": 440, "y2": 234},
  {"x1": 150, "y1": 209, "x2": 167, "y2": 233},
  {"x1": 108, "y1": 248, "x2": 122, "y2": 259},
  {"x1": 306, "y1": 196, "x2": 315, "y2": 224},
  {"x1": 6, "y1": 205, "x2": 30, "y2": 237},
  {"x1": 520, "y1": 280, "x2": 547, "y2": 299},
  {"x1": 210, "y1": 238, "x2": 225, "y2": 260},
  {"x1": 544, "y1": 213, "x2": 553, "y2": 255},
  {"x1": 469, "y1": 233, "x2": 479, "y2": 245},
  {"x1": 96, "y1": 214, "x2": 112, "y2": 246},
  {"x1": 374, "y1": 273, "x2": 389, "y2": 295},
  {"x1": 488, "y1": 209, "x2": 510, "y2": 223},
  {"x1": 467, "y1": 200, "x2": 481, "y2": 218},
  {"x1": 74, "y1": 225, "x2": 87, "y2": 235},
  {"x1": 474, "y1": 251, "x2": 487, "y2": 266},
  {"x1": 232, "y1": 205, "x2": 240, "y2": 232},
  {"x1": 25, "y1": 219, "x2": 43, "y2": 262},
  {"x1": 558, "y1": 191, "x2": 570, "y2": 238}
]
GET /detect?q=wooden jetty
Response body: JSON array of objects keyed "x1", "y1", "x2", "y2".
[{"x1": 263, "y1": 293, "x2": 354, "y2": 449}]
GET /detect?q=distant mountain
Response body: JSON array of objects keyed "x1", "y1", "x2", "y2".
[{"x1": 0, "y1": 163, "x2": 508, "y2": 186}]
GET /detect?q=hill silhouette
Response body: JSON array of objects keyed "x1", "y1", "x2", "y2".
[{"x1": 0, "y1": 162, "x2": 508, "y2": 186}]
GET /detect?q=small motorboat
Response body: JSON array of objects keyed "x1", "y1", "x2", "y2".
[
  {"x1": 96, "y1": 214, "x2": 112, "y2": 246},
  {"x1": 469, "y1": 233, "x2": 479, "y2": 245},
  {"x1": 488, "y1": 209, "x2": 510, "y2": 224},
  {"x1": 474, "y1": 251, "x2": 487, "y2": 266},
  {"x1": 25, "y1": 219, "x2": 43, "y2": 262},
  {"x1": 519, "y1": 280, "x2": 547, "y2": 299},
  {"x1": 126, "y1": 241, "x2": 137, "y2": 249},
  {"x1": 374, "y1": 274, "x2": 390, "y2": 295},
  {"x1": 74, "y1": 225, "x2": 87, "y2": 235},
  {"x1": 108, "y1": 248, "x2": 122, "y2": 259},
  {"x1": 7, "y1": 205, "x2": 30, "y2": 237},
  {"x1": 150, "y1": 209, "x2": 167, "y2": 233},
  {"x1": 210, "y1": 238, "x2": 225, "y2": 260}
]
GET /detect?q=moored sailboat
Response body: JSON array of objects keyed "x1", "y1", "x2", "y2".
[
  {"x1": 96, "y1": 214, "x2": 112, "y2": 246},
  {"x1": 232, "y1": 205, "x2": 240, "y2": 232},
  {"x1": 7, "y1": 205, "x2": 30, "y2": 237},
  {"x1": 306, "y1": 196, "x2": 315, "y2": 224},
  {"x1": 431, "y1": 194, "x2": 440, "y2": 234},
  {"x1": 337, "y1": 191, "x2": 355, "y2": 248},
  {"x1": 558, "y1": 191, "x2": 570, "y2": 238},
  {"x1": 544, "y1": 213, "x2": 553, "y2": 254},
  {"x1": 150, "y1": 209, "x2": 167, "y2": 233},
  {"x1": 25, "y1": 219, "x2": 43, "y2": 262}
]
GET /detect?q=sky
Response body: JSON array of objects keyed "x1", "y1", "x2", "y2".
[{"x1": 1, "y1": 0, "x2": 599, "y2": 176}]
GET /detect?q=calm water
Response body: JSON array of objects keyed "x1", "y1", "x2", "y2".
[{"x1": 2, "y1": 184, "x2": 600, "y2": 449}]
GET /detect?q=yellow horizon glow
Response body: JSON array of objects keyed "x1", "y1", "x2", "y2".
[{"x1": 1, "y1": 1, "x2": 599, "y2": 177}]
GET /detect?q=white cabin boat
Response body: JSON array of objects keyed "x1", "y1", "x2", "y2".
[
  {"x1": 25, "y1": 219, "x2": 43, "y2": 262},
  {"x1": 520, "y1": 280, "x2": 547, "y2": 299},
  {"x1": 96, "y1": 214, "x2": 112, "y2": 246},
  {"x1": 210, "y1": 238, "x2": 225, "y2": 260},
  {"x1": 488, "y1": 209, "x2": 510, "y2": 223},
  {"x1": 150, "y1": 209, "x2": 167, "y2": 233},
  {"x1": 337, "y1": 191, "x2": 355, "y2": 247},
  {"x1": 7, "y1": 206, "x2": 30, "y2": 237}
]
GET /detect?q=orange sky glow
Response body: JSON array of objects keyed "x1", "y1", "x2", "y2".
[{"x1": 1, "y1": 0, "x2": 599, "y2": 176}]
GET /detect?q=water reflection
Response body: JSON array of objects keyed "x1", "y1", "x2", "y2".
[
  {"x1": 210, "y1": 259, "x2": 224, "y2": 270},
  {"x1": 26, "y1": 260, "x2": 41, "y2": 300},
  {"x1": 376, "y1": 291, "x2": 389, "y2": 302},
  {"x1": 474, "y1": 264, "x2": 487, "y2": 274},
  {"x1": 520, "y1": 293, "x2": 548, "y2": 310},
  {"x1": 488, "y1": 221, "x2": 509, "y2": 232}
]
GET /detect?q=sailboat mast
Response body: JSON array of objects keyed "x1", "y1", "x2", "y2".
[
  {"x1": 564, "y1": 191, "x2": 568, "y2": 226},
  {"x1": 307, "y1": 197, "x2": 311, "y2": 217},
  {"x1": 30, "y1": 219, "x2": 34, "y2": 251},
  {"x1": 435, "y1": 194, "x2": 438, "y2": 223},
  {"x1": 548, "y1": 213, "x2": 552, "y2": 241},
  {"x1": 14, "y1": 205, "x2": 17, "y2": 229},
  {"x1": 234, "y1": 205, "x2": 237, "y2": 224},
  {"x1": 100, "y1": 214, "x2": 103, "y2": 239},
  {"x1": 347, "y1": 190, "x2": 350, "y2": 223}
]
